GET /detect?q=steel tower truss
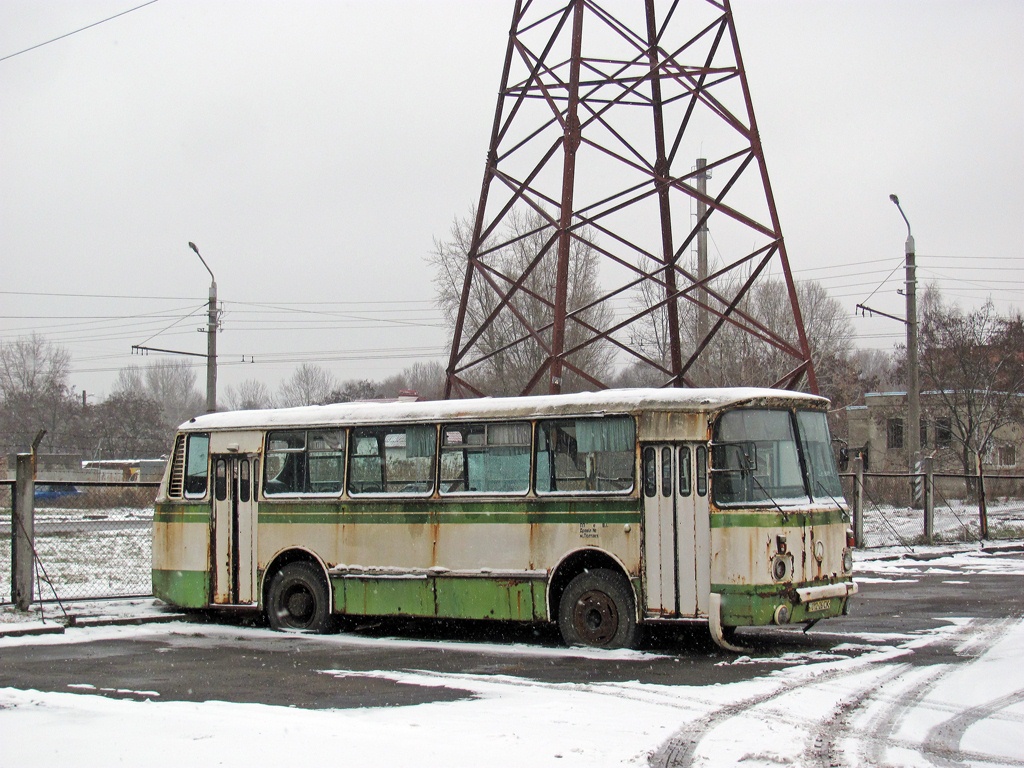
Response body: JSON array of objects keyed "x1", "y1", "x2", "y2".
[{"x1": 445, "y1": 0, "x2": 816, "y2": 397}]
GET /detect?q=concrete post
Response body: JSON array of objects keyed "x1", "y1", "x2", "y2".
[
  {"x1": 12, "y1": 453, "x2": 35, "y2": 609},
  {"x1": 922, "y1": 455, "x2": 934, "y2": 545},
  {"x1": 852, "y1": 454, "x2": 864, "y2": 547}
]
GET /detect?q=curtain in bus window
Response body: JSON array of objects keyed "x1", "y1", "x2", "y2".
[
  {"x1": 797, "y1": 411, "x2": 843, "y2": 500},
  {"x1": 713, "y1": 410, "x2": 808, "y2": 506},
  {"x1": 348, "y1": 432, "x2": 383, "y2": 495},
  {"x1": 441, "y1": 423, "x2": 530, "y2": 494},
  {"x1": 307, "y1": 430, "x2": 345, "y2": 494},
  {"x1": 536, "y1": 416, "x2": 635, "y2": 494},
  {"x1": 184, "y1": 434, "x2": 210, "y2": 498},
  {"x1": 350, "y1": 426, "x2": 436, "y2": 495}
]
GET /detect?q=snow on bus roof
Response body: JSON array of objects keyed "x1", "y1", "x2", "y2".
[{"x1": 179, "y1": 387, "x2": 825, "y2": 432}]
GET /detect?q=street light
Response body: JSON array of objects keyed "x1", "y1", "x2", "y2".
[
  {"x1": 889, "y1": 195, "x2": 919, "y2": 476},
  {"x1": 189, "y1": 242, "x2": 218, "y2": 413}
]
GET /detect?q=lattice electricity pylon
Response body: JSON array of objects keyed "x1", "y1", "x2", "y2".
[{"x1": 444, "y1": 0, "x2": 816, "y2": 398}]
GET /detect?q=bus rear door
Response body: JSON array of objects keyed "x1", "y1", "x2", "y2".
[
  {"x1": 642, "y1": 444, "x2": 710, "y2": 617},
  {"x1": 211, "y1": 454, "x2": 258, "y2": 605}
]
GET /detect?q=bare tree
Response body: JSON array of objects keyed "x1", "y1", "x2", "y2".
[
  {"x1": 224, "y1": 379, "x2": 274, "y2": 410},
  {"x1": 622, "y1": 278, "x2": 853, "y2": 397},
  {"x1": 277, "y1": 364, "x2": 336, "y2": 407},
  {"x1": 432, "y1": 208, "x2": 614, "y2": 396},
  {"x1": 0, "y1": 332, "x2": 72, "y2": 400},
  {"x1": 919, "y1": 294, "x2": 1024, "y2": 477},
  {"x1": 142, "y1": 361, "x2": 205, "y2": 428},
  {"x1": 0, "y1": 333, "x2": 76, "y2": 454},
  {"x1": 381, "y1": 361, "x2": 446, "y2": 400}
]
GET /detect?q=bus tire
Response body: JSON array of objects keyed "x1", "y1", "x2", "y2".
[
  {"x1": 266, "y1": 561, "x2": 333, "y2": 633},
  {"x1": 557, "y1": 568, "x2": 639, "y2": 649}
]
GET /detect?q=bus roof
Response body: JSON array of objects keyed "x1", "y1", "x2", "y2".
[{"x1": 178, "y1": 387, "x2": 826, "y2": 433}]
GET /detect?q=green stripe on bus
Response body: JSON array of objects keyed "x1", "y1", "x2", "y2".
[
  {"x1": 260, "y1": 510, "x2": 641, "y2": 525},
  {"x1": 154, "y1": 504, "x2": 210, "y2": 524},
  {"x1": 710, "y1": 508, "x2": 848, "y2": 528},
  {"x1": 257, "y1": 499, "x2": 640, "y2": 525}
]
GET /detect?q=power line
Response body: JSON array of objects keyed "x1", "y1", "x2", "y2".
[{"x1": 0, "y1": 0, "x2": 160, "y2": 63}]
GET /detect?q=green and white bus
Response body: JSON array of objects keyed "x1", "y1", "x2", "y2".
[{"x1": 152, "y1": 388, "x2": 856, "y2": 649}]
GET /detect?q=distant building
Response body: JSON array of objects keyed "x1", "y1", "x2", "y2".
[
  {"x1": 846, "y1": 391, "x2": 1023, "y2": 474},
  {"x1": 4, "y1": 454, "x2": 167, "y2": 482}
]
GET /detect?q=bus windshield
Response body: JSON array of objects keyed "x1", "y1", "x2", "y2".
[{"x1": 712, "y1": 408, "x2": 841, "y2": 507}]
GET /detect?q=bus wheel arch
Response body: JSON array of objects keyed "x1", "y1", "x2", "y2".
[
  {"x1": 548, "y1": 548, "x2": 640, "y2": 649},
  {"x1": 262, "y1": 549, "x2": 335, "y2": 634}
]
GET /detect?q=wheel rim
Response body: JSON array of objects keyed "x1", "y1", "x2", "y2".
[
  {"x1": 571, "y1": 588, "x2": 619, "y2": 646},
  {"x1": 282, "y1": 584, "x2": 315, "y2": 628}
]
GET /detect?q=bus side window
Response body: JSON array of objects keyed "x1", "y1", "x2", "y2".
[
  {"x1": 536, "y1": 416, "x2": 635, "y2": 494},
  {"x1": 440, "y1": 422, "x2": 530, "y2": 495},
  {"x1": 264, "y1": 431, "x2": 307, "y2": 495},
  {"x1": 183, "y1": 434, "x2": 210, "y2": 498},
  {"x1": 696, "y1": 446, "x2": 707, "y2": 497},
  {"x1": 349, "y1": 425, "x2": 435, "y2": 495}
]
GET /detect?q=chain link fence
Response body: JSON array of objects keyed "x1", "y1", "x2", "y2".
[
  {"x1": 1, "y1": 480, "x2": 158, "y2": 605},
  {"x1": 841, "y1": 471, "x2": 1024, "y2": 548}
]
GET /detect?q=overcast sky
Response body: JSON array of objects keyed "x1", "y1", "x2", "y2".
[{"x1": 2, "y1": 0, "x2": 1022, "y2": 401}]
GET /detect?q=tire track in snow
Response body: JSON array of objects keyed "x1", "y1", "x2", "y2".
[
  {"x1": 649, "y1": 658, "x2": 884, "y2": 767},
  {"x1": 803, "y1": 662, "x2": 914, "y2": 768},
  {"x1": 651, "y1": 619, "x2": 1009, "y2": 768},
  {"x1": 922, "y1": 618, "x2": 1024, "y2": 768}
]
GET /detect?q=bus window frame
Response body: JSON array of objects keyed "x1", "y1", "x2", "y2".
[
  {"x1": 183, "y1": 433, "x2": 210, "y2": 499},
  {"x1": 263, "y1": 428, "x2": 347, "y2": 498},
  {"x1": 347, "y1": 424, "x2": 437, "y2": 497},
  {"x1": 439, "y1": 421, "x2": 532, "y2": 497},
  {"x1": 534, "y1": 415, "x2": 637, "y2": 496}
]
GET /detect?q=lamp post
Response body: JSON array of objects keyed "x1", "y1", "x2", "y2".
[
  {"x1": 889, "y1": 195, "x2": 919, "y2": 475},
  {"x1": 188, "y1": 241, "x2": 218, "y2": 413}
]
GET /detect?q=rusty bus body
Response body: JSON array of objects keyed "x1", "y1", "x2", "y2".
[{"x1": 152, "y1": 388, "x2": 856, "y2": 649}]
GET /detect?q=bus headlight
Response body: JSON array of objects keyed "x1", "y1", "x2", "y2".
[
  {"x1": 774, "y1": 604, "x2": 791, "y2": 625},
  {"x1": 843, "y1": 548, "x2": 854, "y2": 573},
  {"x1": 771, "y1": 554, "x2": 791, "y2": 582}
]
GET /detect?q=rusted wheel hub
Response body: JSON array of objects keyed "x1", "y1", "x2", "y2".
[{"x1": 570, "y1": 588, "x2": 619, "y2": 645}]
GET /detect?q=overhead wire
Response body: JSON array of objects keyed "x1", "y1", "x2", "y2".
[{"x1": 0, "y1": 0, "x2": 160, "y2": 63}]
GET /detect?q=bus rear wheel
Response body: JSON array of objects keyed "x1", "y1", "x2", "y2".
[
  {"x1": 266, "y1": 561, "x2": 333, "y2": 633},
  {"x1": 558, "y1": 569, "x2": 639, "y2": 649}
]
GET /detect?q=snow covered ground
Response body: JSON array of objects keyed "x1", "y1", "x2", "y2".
[{"x1": 1, "y1": 548, "x2": 1022, "y2": 768}]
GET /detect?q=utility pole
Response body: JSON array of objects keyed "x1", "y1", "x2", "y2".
[
  {"x1": 189, "y1": 242, "x2": 218, "y2": 413},
  {"x1": 890, "y1": 195, "x2": 919, "y2": 474}
]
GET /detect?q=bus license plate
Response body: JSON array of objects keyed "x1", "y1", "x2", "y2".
[{"x1": 807, "y1": 599, "x2": 831, "y2": 613}]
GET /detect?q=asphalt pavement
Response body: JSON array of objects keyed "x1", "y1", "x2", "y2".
[{"x1": 1, "y1": 547, "x2": 1022, "y2": 710}]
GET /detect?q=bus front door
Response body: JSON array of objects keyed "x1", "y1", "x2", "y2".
[
  {"x1": 211, "y1": 454, "x2": 258, "y2": 605},
  {"x1": 642, "y1": 444, "x2": 711, "y2": 618}
]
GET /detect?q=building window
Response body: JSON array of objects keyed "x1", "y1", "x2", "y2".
[
  {"x1": 886, "y1": 418, "x2": 904, "y2": 451},
  {"x1": 998, "y1": 445, "x2": 1016, "y2": 468},
  {"x1": 936, "y1": 418, "x2": 953, "y2": 449}
]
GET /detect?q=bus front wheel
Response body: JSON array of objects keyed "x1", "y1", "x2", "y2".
[
  {"x1": 266, "y1": 561, "x2": 333, "y2": 633},
  {"x1": 558, "y1": 569, "x2": 639, "y2": 649}
]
